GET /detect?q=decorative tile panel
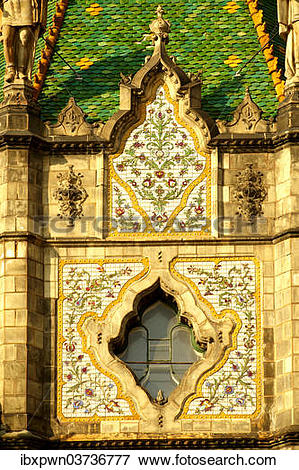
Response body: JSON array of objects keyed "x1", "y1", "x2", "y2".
[
  {"x1": 57, "y1": 258, "x2": 149, "y2": 422},
  {"x1": 171, "y1": 257, "x2": 262, "y2": 419},
  {"x1": 108, "y1": 85, "x2": 211, "y2": 239}
]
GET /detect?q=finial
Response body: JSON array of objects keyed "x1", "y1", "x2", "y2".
[
  {"x1": 156, "y1": 5, "x2": 164, "y2": 18},
  {"x1": 154, "y1": 389, "x2": 167, "y2": 405},
  {"x1": 149, "y1": 5, "x2": 171, "y2": 45}
]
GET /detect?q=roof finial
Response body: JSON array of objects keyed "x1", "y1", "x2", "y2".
[
  {"x1": 149, "y1": 5, "x2": 171, "y2": 46},
  {"x1": 156, "y1": 5, "x2": 164, "y2": 19}
]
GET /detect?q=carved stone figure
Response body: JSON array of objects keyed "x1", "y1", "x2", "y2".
[
  {"x1": 277, "y1": 0, "x2": 299, "y2": 81},
  {"x1": 0, "y1": 0, "x2": 48, "y2": 83}
]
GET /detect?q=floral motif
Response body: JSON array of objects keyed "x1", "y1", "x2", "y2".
[
  {"x1": 111, "y1": 182, "x2": 145, "y2": 233},
  {"x1": 173, "y1": 259, "x2": 261, "y2": 417},
  {"x1": 59, "y1": 261, "x2": 147, "y2": 419},
  {"x1": 110, "y1": 85, "x2": 209, "y2": 235},
  {"x1": 173, "y1": 181, "x2": 208, "y2": 232}
]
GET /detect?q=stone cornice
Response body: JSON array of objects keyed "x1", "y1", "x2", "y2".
[
  {"x1": 0, "y1": 128, "x2": 297, "y2": 154},
  {"x1": 1, "y1": 429, "x2": 299, "y2": 449},
  {"x1": 1, "y1": 230, "x2": 299, "y2": 247},
  {"x1": 210, "y1": 130, "x2": 299, "y2": 152}
]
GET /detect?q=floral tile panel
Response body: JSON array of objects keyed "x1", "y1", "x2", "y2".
[
  {"x1": 171, "y1": 257, "x2": 262, "y2": 418},
  {"x1": 109, "y1": 85, "x2": 211, "y2": 238},
  {"x1": 58, "y1": 259, "x2": 148, "y2": 421}
]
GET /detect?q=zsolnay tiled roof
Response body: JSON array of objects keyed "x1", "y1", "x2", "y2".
[{"x1": 0, "y1": 0, "x2": 286, "y2": 124}]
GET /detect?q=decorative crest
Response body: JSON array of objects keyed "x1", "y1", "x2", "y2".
[
  {"x1": 47, "y1": 97, "x2": 96, "y2": 136},
  {"x1": 217, "y1": 87, "x2": 274, "y2": 133},
  {"x1": 53, "y1": 165, "x2": 88, "y2": 226},
  {"x1": 233, "y1": 163, "x2": 267, "y2": 221},
  {"x1": 149, "y1": 5, "x2": 171, "y2": 47}
]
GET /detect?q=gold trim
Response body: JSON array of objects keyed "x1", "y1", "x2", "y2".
[
  {"x1": 108, "y1": 82, "x2": 212, "y2": 240},
  {"x1": 170, "y1": 256, "x2": 262, "y2": 420},
  {"x1": 246, "y1": 0, "x2": 285, "y2": 101},
  {"x1": 57, "y1": 257, "x2": 149, "y2": 423}
]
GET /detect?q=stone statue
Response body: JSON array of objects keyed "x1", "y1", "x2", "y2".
[
  {"x1": 0, "y1": 0, "x2": 48, "y2": 83},
  {"x1": 277, "y1": 0, "x2": 299, "y2": 82}
]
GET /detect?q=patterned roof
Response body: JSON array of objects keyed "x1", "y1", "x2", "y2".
[{"x1": 0, "y1": 0, "x2": 285, "y2": 124}]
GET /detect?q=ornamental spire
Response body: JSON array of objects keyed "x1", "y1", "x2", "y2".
[{"x1": 149, "y1": 5, "x2": 171, "y2": 47}]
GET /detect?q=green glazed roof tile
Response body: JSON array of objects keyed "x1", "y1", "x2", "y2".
[{"x1": 0, "y1": 1, "x2": 284, "y2": 124}]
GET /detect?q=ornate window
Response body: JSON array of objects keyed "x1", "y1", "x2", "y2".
[{"x1": 113, "y1": 288, "x2": 205, "y2": 402}]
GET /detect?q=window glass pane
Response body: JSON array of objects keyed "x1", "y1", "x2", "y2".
[
  {"x1": 141, "y1": 365, "x2": 176, "y2": 399},
  {"x1": 118, "y1": 326, "x2": 147, "y2": 381},
  {"x1": 115, "y1": 297, "x2": 205, "y2": 400},
  {"x1": 149, "y1": 339, "x2": 170, "y2": 361},
  {"x1": 143, "y1": 302, "x2": 174, "y2": 338}
]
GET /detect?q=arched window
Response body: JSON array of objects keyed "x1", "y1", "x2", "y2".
[{"x1": 112, "y1": 287, "x2": 205, "y2": 402}]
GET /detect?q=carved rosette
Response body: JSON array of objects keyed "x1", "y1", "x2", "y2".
[
  {"x1": 53, "y1": 165, "x2": 88, "y2": 226},
  {"x1": 233, "y1": 163, "x2": 267, "y2": 221}
]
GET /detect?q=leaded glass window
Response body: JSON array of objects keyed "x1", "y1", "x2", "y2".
[{"x1": 113, "y1": 289, "x2": 205, "y2": 401}]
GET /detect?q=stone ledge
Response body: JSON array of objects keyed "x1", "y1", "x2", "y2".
[{"x1": 1, "y1": 429, "x2": 299, "y2": 450}]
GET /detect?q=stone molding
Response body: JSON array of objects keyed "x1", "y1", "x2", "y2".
[
  {"x1": 46, "y1": 97, "x2": 100, "y2": 137},
  {"x1": 216, "y1": 88, "x2": 275, "y2": 134},
  {"x1": 1, "y1": 429, "x2": 299, "y2": 449}
]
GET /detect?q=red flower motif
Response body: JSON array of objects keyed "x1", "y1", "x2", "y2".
[
  {"x1": 133, "y1": 142, "x2": 143, "y2": 148},
  {"x1": 85, "y1": 388, "x2": 94, "y2": 397},
  {"x1": 143, "y1": 178, "x2": 153, "y2": 188},
  {"x1": 174, "y1": 154, "x2": 181, "y2": 162},
  {"x1": 115, "y1": 207, "x2": 125, "y2": 217},
  {"x1": 139, "y1": 154, "x2": 146, "y2": 161},
  {"x1": 66, "y1": 374, "x2": 72, "y2": 381},
  {"x1": 97, "y1": 266, "x2": 104, "y2": 272},
  {"x1": 194, "y1": 205, "x2": 204, "y2": 215},
  {"x1": 195, "y1": 163, "x2": 203, "y2": 171},
  {"x1": 77, "y1": 355, "x2": 83, "y2": 361},
  {"x1": 82, "y1": 367, "x2": 87, "y2": 373},
  {"x1": 247, "y1": 370, "x2": 253, "y2": 377},
  {"x1": 168, "y1": 178, "x2": 177, "y2": 188},
  {"x1": 155, "y1": 170, "x2": 165, "y2": 178},
  {"x1": 65, "y1": 342, "x2": 76, "y2": 352}
]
